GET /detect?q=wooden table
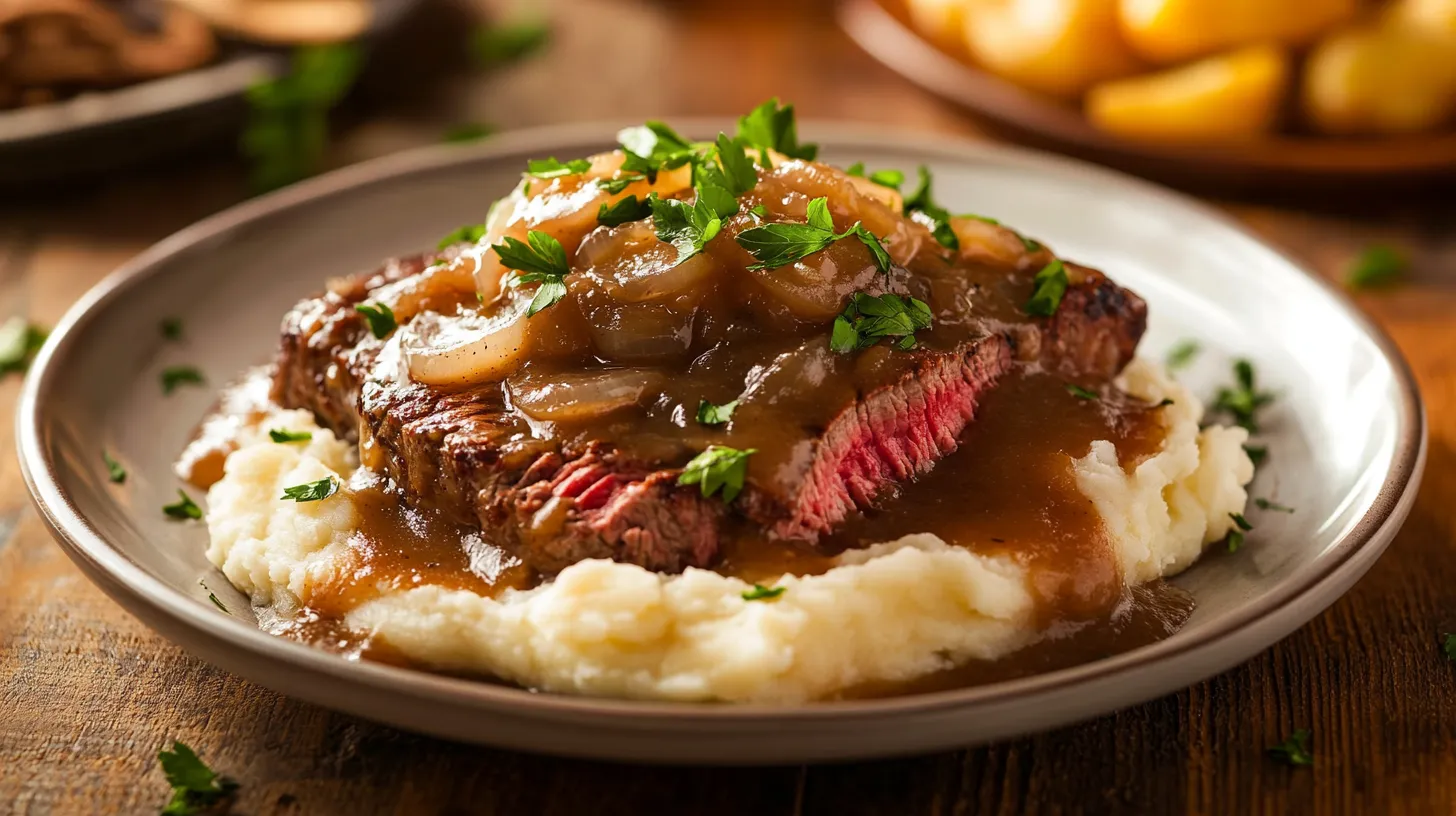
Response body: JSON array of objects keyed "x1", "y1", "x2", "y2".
[{"x1": 3, "y1": 1, "x2": 1454, "y2": 812}]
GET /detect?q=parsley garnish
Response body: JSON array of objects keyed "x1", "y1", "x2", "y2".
[
  {"x1": 1155, "y1": 398, "x2": 1175, "y2": 408},
  {"x1": 0, "y1": 317, "x2": 46, "y2": 374},
  {"x1": 280, "y1": 477, "x2": 338, "y2": 502},
  {"x1": 1268, "y1": 730, "x2": 1314, "y2": 767},
  {"x1": 830, "y1": 292, "x2": 933, "y2": 353},
  {"x1": 1442, "y1": 633, "x2": 1456, "y2": 662},
  {"x1": 103, "y1": 452, "x2": 126, "y2": 484},
  {"x1": 735, "y1": 197, "x2": 892, "y2": 274},
  {"x1": 845, "y1": 163, "x2": 905, "y2": 190},
  {"x1": 158, "y1": 741, "x2": 238, "y2": 815},
  {"x1": 702, "y1": 133, "x2": 758, "y2": 196},
  {"x1": 269, "y1": 428, "x2": 313, "y2": 443},
  {"x1": 443, "y1": 122, "x2": 494, "y2": 143},
  {"x1": 1066, "y1": 384, "x2": 1099, "y2": 400},
  {"x1": 1255, "y1": 498, "x2": 1294, "y2": 513},
  {"x1": 1347, "y1": 244, "x2": 1406, "y2": 290},
  {"x1": 696, "y1": 399, "x2": 738, "y2": 426},
  {"x1": 902, "y1": 166, "x2": 959, "y2": 251},
  {"x1": 492, "y1": 231, "x2": 571, "y2": 315},
  {"x1": 242, "y1": 45, "x2": 362, "y2": 193},
  {"x1": 163, "y1": 490, "x2": 202, "y2": 521},
  {"x1": 1021, "y1": 236, "x2": 1043, "y2": 253},
  {"x1": 597, "y1": 195, "x2": 652, "y2": 227},
  {"x1": 742, "y1": 584, "x2": 786, "y2": 601},
  {"x1": 737, "y1": 98, "x2": 817, "y2": 160},
  {"x1": 161, "y1": 366, "x2": 205, "y2": 395},
  {"x1": 160, "y1": 318, "x2": 183, "y2": 341},
  {"x1": 1226, "y1": 512, "x2": 1252, "y2": 552},
  {"x1": 647, "y1": 179, "x2": 739, "y2": 264},
  {"x1": 1244, "y1": 444, "x2": 1268, "y2": 467},
  {"x1": 527, "y1": 156, "x2": 591, "y2": 179},
  {"x1": 678, "y1": 446, "x2": 755, "y2": 503},
  {"x1": 471, "y1": 19, "x2": 550, "y2": 65},
  {"x1": 1024, "y1": 259, "x2": 1069, "y2": 317},
  {"x1": 1166, "y1": 339, "x2": 1200, "y2": 370},
  {"x1": 749, "y1": 204, "x2": 768, "y2": 218},
  {"x1": 1230, "y1": 512, "x2": 1253, "y2": 531},
  {"x1": 618, "y1": 121, "x2": 698, "y2": 169},
  {"x1": 438, "y1": 223, "x2": 487, "y2": 249},
  {"x1": 208, "y1": 592, "x2": 228, "y2": 613},
  {"x1": 354, "y1": 302, "x2": 396, "y2": 339},
  {"x1": 1211, "y1": 359, "x2": 1275, "y2": 433}
]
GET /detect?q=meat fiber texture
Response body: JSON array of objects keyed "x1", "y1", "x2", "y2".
[{"x1": 203, "y1": 359, "x2": 1252, "y2": 703}]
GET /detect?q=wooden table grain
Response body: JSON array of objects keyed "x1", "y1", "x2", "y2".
[{"x1": 3, "y1": 1, "x2": 1455, "y2": 812}]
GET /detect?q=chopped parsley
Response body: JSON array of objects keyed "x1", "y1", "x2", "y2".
[
  {"x1": 1347, "y1": 244, "x2": 1406, "y2": 290},
  {"x1": 354, "y1": 302, "x2": 396, "y2": 339},
  {"x1": 158, "y1": 740, "x2": 238, "y2": 815},
  {"x1": 161, "y1": 366, "x2": 205, "y2": 395},
  {"x1": 242, "y1": 45, "x2": 362, "y2": 193},
  {"x1": 1226, "y1": 512, "x2": 1252, "y2": 552},
  {"x1": 492, "y1": 231, "x2": 571, "y2": 315},
  {"x1": 597, "y1": 195, "x2": 652, "y2": 227},
  {"x1": 280, "y1": 477, "x2": 338, "y2": 502},
  {"x1": 438, "y1": 223, "x2": 487, "y2": 249},
  {"x1": 845, "y1": 163, "x2": 905, "y2": 190},
  {"x1": 163, "y1": 490, "x2": 202, "y2": 521},
  {"x1": 647, "y1": 178, "x2": 739, "y2": 264},
  {"x1": 696, "y1": 399, "x2": 738, "y2": 426},
  {"x1": 736, "y1": 98, "x2": 817, "y2": 160},
  {"x1": 103, "y1": 452, "x2": 126, "y2": 484},
  {"x1": 526, "y1": 156, "x2": 591, "y2": 179},
  {"x1": 208, "y1": 592, "x2": 228, "y2": 613},
  {"x1": 1211, "y1": 359, "x2": 1275, "y2": 433},
  {"x1": 1443, "y1": 633, "x2": 1456, "y2": 662},
  {"x1": 1230, "y1": 512, "x2": 1253, "y2": 531},
  {"x1": 1155, "y1": 398, "x2": 1175, "y2": 408},
  {"x1": 689, "y1": 133, "x2": 757, "y2": 197},
  {"x1": 617, "y1": 120, "x2": 698, "y2": 170},
  {"x1": 160, "y1": 318, "x2": 183, "y2": 341},
  {"x1": 749, "y1": 204, "x2": 768, "y2": 218},
  {"x1": 443, "y1": 122, "x2": 494, "y2": 143},
  {"x1": 471, "y1": 19, "x2": 550, "y2": 65},
  {"x1": 0, "y1": 317, "x2": 46, "y2": 374},
  {"x1": 735, "y1": 196, "x2": 892, "y2": 274},
  {"x1": 1244, "y1": 444, "x2": 1269, "y2": 467},
  {"x1": 1255, "y1": 498, "x2": 1294, "y2": 513},
  {"x1": 902, "y1": 166, "x2": 959, "y2": 251},
  {"x1": 1023, "y1": 259, "x2": 1069, "y2": 317},
  {"x1": 1021, "y1": 235, "x2": 1043, "y2": 253},
  {"x1": 1268, "y1": 730, "x2": 1314, "y2": 767},
  {"x1": 269, "y1": 428, "x2": 313, "y2": 443},
  {"x1": 597, "y1": 150, "x2": 661, "y2": 193},
  {"x1": 1165, "y1": 339, "x2": 1200, "y2": 370},
  {"x1": 830, "y1": 292, "x2": 933, "y2": 353},
  {"x1": 1066, "y1": 383, "x2": 1099, "y2": 400},
  {"x1": 678, "y1": 446, "x2": 755, "y2": 503},
  {"x1": 742, "y1": 584, "x2": 786, "y2": 602}
]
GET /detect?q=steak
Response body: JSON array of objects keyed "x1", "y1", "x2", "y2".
[{"x1": 273, "y1": 255, "x2": 1146, "y2": 575}]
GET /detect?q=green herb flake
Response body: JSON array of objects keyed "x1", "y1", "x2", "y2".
[
  {"x1": 597, "y1": 195, "x2": 652, "y2": 227},
  {"x1": 648, "y1": 177, "x2": 739, "y2": 265},
  {"x1": 735, "y1": 196, "x2": 892, "y2": 275},
  {"x1": 1024, "y1": 259, "x2": 1069, "y2": 317},
  {"x1": 163, "y1": 490, "x2": 202, "y2": 521},
  {"x1": 492, "y1": 231, "x2": 572, "y2": 315},
  {"x1": 713, "y1": 133, "x2": 759, "y2": 196},
  {"x1": 902, "y1": 166, "x2": 959, "y2": 251},
  {"x1": 0, "y1": 317, "x2": 47, "y2": 375},
  {"x1": 1226, "y1": 531, "x2": 1244, "y2": 553},
  {"x1": 1244, "y1": 444, "x2": 1269, "y2": 467},
  {"x1": 443, "y1": 122, "x2": 494, "y2": 143},
  {"x1": 964, "y1": 214, "x2": 999, "y2": 225},
  {"x1": 749, "y1": 204, "x2": 768, "y2": 218},
  {"x1": 1021, "y1": 235, "x2": 1043, "y2": 253},
  {"x1": 678, "y1": 446, "x2": 755, "y2": 503},
  {"x1": 1230, "y1": 512, "x2": 1253, "y2": 532},
  {"x1": 471, "y1": 19, "x2": 550, "y2": 65},
  {"x1": 526, "y1": 156, "x2": 592, "y2": 179},
  {"x1": 830, "y1": 292, "x2": 933, "y2": 353},
  {"x1": 438, "y1": 223, "x2": 487, "y2": 250},
  {"x1": 742, "y1": 584, "x2": 786, "y2": 602},
  {"x1": 103, "y1": 452, "x2": 126, "y2": 484},
  {"x1": 160, "y1": 318, "x2": 183, "y2": 341},
  {"x1": 1066, "y1": 383, "x2": 1099, "y2": 401},
  {"x1": 736, "y1": 98, "x2": 817, "y2": 160},
  {"x1": 280, "y1": 477, "x2": 338, "y2": 503},
  {"x1": 354, "y1": 302, "x2": 397, "y2": 339},
  {"x1": 696, "y1": 399, "x2": 738, "y2": 426},
  {"x1": 269, "y1": 428, "x2": 313, "y2": 443},
  {"x1": 161, "y1": 366, "x2": 205, "y2": 395},
  {"x1": 1165, "y1": 339, "x2": 1200, "y2": 370},
  {"x1": 1347, "y1": 244, "x2": 1407, "y2": 290},
  {"x1": 846, "y1": 162, "x2": 865, "y2": 176},
  {"x1": 617, "y1": 121, "x2": 697, "y2": 168},
  {"x1": 158, "y1": 740, "x2": 238, "y2": 815},
  {"x1": 208, "y1": 592, "x2": 228, "y2": 613},
  {"x1": 1255, "y1": 498, "x2": 1295, "y2": 513},
  {"x1": 1156, "y1": 398, "x2": 1175, "y2": 408},
  {"x1": 868, "y1": 169, "x2": 905, "y2": 190},
  {"x1": 242, "y1": 44, "x2": 362, "y2": 193},
  {"x1": 1442, "y1": 633, "x2": 1456, "y2": 662},
  {"x1": 1211, "y1": 359, "x2": 1275, "y2": 433},
  {"x1": 1268, "y1": 729, "x2": 1314, "y2": 767}
]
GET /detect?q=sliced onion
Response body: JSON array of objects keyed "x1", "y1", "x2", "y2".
[
  {"x1": 578, "y1": 223, "x2": 720, "y2": 304},
  {"x1": 507, "y1": 367, "x2": 665, "y2": 422},
  {"x1": 402, "y1": 292, "x2": 532, "y2": 386},
  {"x1": 949, "y1": 216, "x2": 1031, "y2": 267}
]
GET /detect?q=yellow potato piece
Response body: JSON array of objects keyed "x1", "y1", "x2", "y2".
[
  {"x1": 963, "y1": 0, "x2": 1142, "y2": 98},
  {"x1": 1119, "y1": 0, "x2": 1357, "y2": 64},
  {"x1": 906, "y1": 0, "x2": 970, "y2": 46},
  {"x1": 1084, "y1": 45, "x2": 1289, "y2": 143},
  {"x1": 1303, "y1": 23, "x2": 1456, "y2": 135}
]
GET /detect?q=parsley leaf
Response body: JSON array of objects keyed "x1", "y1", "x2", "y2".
[
  {"x1": 1255, "y1": 498, "x2": 1294, "y2": 513},
  {"x1": 1066, "y1": 383, "x2": 1099, "y2": 400},
  {"x1": 737, "y1": 98, "x2": 817, "y2": 160},
  {"x1": 471, "y1": 19, "x2": 550, "y2": 65},
  {"x1": 103, "y1": 452, "x2": 126, "y2": 484},
  {"x1": 1226, "y1": 530, "x2": 1244, "y2": 553},
  {"x1": 618, "y1": 121, "x2": 697, "y2": 168},
  {"x1": 1244, "y1": 444, "x2": 1269, "y2": 467},
  {"x1": 678, "y1": 446, "x2": 755, "y2": 503},
  {"x1": 696, "y1": 399, "x2": 738, "y2": 426},
  {"x1": 597, "y1": 195, "x2": 652, "y2": 227},
  {"x1": 1211, "y1": 359, "x2": 1275, "y2": 433},
  {"x1": 354, "y1": 302, "x2": 396, "y2": 339},
  {"x1": 1021, "y1": 236, "x2": 1044, "y2": 253},
  {"x1": 443, "y1": 122, "x2": 494, "y2": 143},
  {"x1": 241, "y1": 45, "x2": 362, "y2": 193},
  {"x1": 1230, "y1": 512, "x2": 1253, "y2": 531},
  {"x1": 438, "y1": 223, "x2": 487, "y2": 249},
  {"x1": 846, "y1": 162, "x2": 865, "y2": 176},
  {"x1": 160, "y1": 318, "x2": 183, "y2": 341},
  {"x1": 161, "y1": 366, "x2": 205, "y2": 395},
  {"x1": 158, "y1": 741, "x2": 238, "y2": 816},
  {"x1": 1442, "y1": 633, "x2": 1456, "y2": 662},
  {"x1": 1024, "y1": 259, "x2": 1069, "y2": 317},
  {"x1": 163, "y1": 490, "x2": 202, "y2": 521},
  {"x1": 269, "y1": 428, "x2": 313, "y2": 443},
  {"x1": 845, "y1": 163, "x2": 905, "y2": 190},
  {"x1": 1347, "y1": 244, "x2": 1406, "y2": 290},
  {"x1": 1166, "y1": 339, "x2": 1200, "y2": 370},
  {"x1": 280, "y1": 477, "x2": 338, "y2": 502},
  {"x1": 493, "y1": 231, "x2": 572, "y2": 315},
  {"x1": 208, "y1": 592, "x2": 228, "y2": 613},
  {"x1": 1226, "y1": 512, "x2": 1253, "y2": 552},
  {"x1": 902, "y1": 166, "x2": 959, "y2": 251},
  {"x1": 735, "y1": 196, "x2": 892, "y2": 274},
  {"x1": 0, "y1": 317, "x2": 46, "y2": 374},
  {"x1": 742, "y1": 584, "x2": 786, "y2": 601},
  {"x1": 1268, "y1": 730, "x2": 1314, "y2": 767},
  {"x1": 648, "y1": 178, "x2": 739, "y2": 264},
  {"x1": 526, "y1": 156, "x2": 591, "y2": 179},
  {"x1": 707, "y1": 133, "x2": 759, "y2": 196},
  {"x1": 830, "y1": 292, "x2": 933, "y2": 353}
]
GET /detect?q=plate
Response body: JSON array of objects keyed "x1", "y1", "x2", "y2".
[
  {"x1": 838, "y1": 0, "x2": 1456, "y2": 192},
  {"x1": 17, "y1": 121, "x2": 1425, "y2": 763}
]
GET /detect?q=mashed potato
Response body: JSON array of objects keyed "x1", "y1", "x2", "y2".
[{"x1": 204, "y1": 360, "x2": 1251, "y2": 703}]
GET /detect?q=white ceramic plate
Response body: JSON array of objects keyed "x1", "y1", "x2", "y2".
[{"x1": 17, "y1": 122, "x2": 1425, "y2": 764}]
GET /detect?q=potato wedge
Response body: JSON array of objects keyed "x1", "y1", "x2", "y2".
[
  {"x1": 962, "y1": 0, "x2": 1142, "y2": 98},
  {"x1": 1085, "y1": 45, "x2": 1288, "y2": 143},
  {"x1": 1303, "y1": 23, "x2": 1456, "y2": 135},
  {"x1": 1119, "y1": 0, "x2": 1357, "y2": 64}
]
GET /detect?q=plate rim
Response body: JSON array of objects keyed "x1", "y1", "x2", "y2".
[{"x1": 16, "y1": 120, "x2": 1428, "y2": 729}]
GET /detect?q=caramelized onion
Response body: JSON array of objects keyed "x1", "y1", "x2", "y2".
[
  {"x1": 402, "y1": 292, "x2": 532, "y2": 386},
  {"x1": 507, "y1": 367, "x2": 665, "y2": 422},
  {"x1": 578, "y1": 222, "x2": 720, "y2": 303}
]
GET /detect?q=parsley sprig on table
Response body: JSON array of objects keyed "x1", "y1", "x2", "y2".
[
  {"x1": 735, "y1": 197, "x2": 892, "y2": 274},
  {"x1": 0, "y1": 316, "x2": 46, "y2": 375},
  {"x1": 158, "y1": 741, "x2": 238, "y2": 815},
  {"x1": 1268, "y1": 729, "x2": 1314, "y2": 767},
  {"x1": 1347, "y1": 244, "x2": 1407, "y2": 290},
  {"x1": 830, "y1": 292, "x2": 933, "y2": 353},
  {"x1": 492, "y1": 231, "x2": 572, "y2": 315},
  {"x1": 678, "y1": 446, "x2": 755, "y2": 503},
  {"x1": 161, "y1": 366, "x2": 205, "y2": 395}
]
